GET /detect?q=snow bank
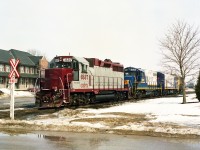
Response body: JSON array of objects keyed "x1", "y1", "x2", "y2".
[{"x1": 0, "y1": 88, "x2": 34, "y2": 97}]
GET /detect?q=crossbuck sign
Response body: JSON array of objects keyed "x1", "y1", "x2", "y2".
[
  {"x1": 8, "y1": 59, "x2": 20, "y2": 79},
  {"x1": 8, "y1": 59, "x2": 20, "y2": 120}
]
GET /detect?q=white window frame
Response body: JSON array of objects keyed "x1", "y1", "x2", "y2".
[{"x1": 0, "y1": 64, "x2": 4, "y2": 72}]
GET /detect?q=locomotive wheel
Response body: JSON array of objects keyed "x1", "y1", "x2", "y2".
[
  {"x1": 84, "y1": 94, "x2": 91, "y2": 105},
  {"x1": 136, "y1": 92, "x2": 142, "y2": 99},
  {"x1": 114, "y1": 92, "x2": 120, "y2": 101},
  {"x1": 89, "y1": 95, "x2": 95, "y2": 104},
  {"x1": 119, "y1": 92, "x2": 124, "y2": 101},
  {"x1": 69, "y1": 95, "x2": 77, "y2": 106}
]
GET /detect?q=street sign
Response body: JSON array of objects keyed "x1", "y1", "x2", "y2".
[{"x1": 8, "y1": 59, "x2": 20, "y2": 78}]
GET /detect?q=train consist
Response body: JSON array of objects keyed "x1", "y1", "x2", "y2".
[
  {"x1": 35, "y1": 55, "x2": 181, "y2": 108},
  {"x1": 124, "y1": 67, "x2": 180, "y2": 98}
]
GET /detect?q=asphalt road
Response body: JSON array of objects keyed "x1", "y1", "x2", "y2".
[{"x1": 0, "y1": 96, "x2": 35, "y2": 110}]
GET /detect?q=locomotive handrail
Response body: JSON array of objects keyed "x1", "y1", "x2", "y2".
[
  {"x1": 59, "y1": 77, "x2": 66, "y2": 101},
  {"x1": 34, "y1": 77, "x2": 39, "y2": 94},
  {"x1": 66, "y1": 73, "x2": 71, "y2": 102},
  {"x1": 92, "y1": 75, "x2": 124, "y2": 91}
]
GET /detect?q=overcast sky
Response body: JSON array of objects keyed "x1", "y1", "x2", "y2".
[{"x1": 0, "y1": 0, "x2": 200, "y2": 70}]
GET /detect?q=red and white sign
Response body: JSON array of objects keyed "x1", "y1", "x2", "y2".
[
  {"x1": 8, "y1": 59, "x2": 20, "y2": 78},
  {"x1": 9, "y1": 78, "x2": 17, "y2": 83}
]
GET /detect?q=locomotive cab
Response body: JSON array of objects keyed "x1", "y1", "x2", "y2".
[
  {"x1": 124, "y1": 67, "x2": 142, "y2": 97},
  {"x1": 124, "y1": 67, "x2": 146, "y2": 86},
  {"x1": 35, "y1": 56, "x2": 90, "y2": 108}
]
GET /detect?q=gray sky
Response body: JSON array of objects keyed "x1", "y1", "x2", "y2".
[{"x1": 0, "y1": 0, "x2": 200, "y2": 70}]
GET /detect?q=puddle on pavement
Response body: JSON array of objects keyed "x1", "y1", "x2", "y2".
[{"x1": 0, "y1": 131, "x2": 200, "y2": 150}]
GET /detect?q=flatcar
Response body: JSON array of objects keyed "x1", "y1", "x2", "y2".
[{"x1": 35, "y1": 56, "x2": 129, "y2": 108}]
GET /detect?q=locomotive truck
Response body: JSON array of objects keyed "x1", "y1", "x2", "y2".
[{"x1": 35, "y1": 55, "x2": 129, "y2": 108}]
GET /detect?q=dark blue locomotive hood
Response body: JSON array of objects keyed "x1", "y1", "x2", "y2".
[
  {"x1": 124, "y1": 76, "x2": 135, "y2": 88},
  {"x1": 124, "y1": 67, "x2": 139, "y2": 88}
]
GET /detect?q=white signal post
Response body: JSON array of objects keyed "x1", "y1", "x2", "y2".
[{"x1": 8, "y1": 59, "x2": 20, "y2": 120}]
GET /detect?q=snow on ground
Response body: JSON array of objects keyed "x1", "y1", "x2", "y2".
[
  {"x1": 0, "y1": 88, "x2": 200, "y2": 137},
  {"x1": 84, "y1": 94, "x2": 200, "y2": 128},
  {"x1": 27, "y1": 92, "x2": 200, "y2": 136},
  {"x1": 0, "y1": 88, "x2": 34, "y2": 98}
]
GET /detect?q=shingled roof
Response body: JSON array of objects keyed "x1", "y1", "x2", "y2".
[
  {"x1": 0, "y1": 49, "x2": 44, "y2": 67},
  {"x1": 0, "y1": 49, "x2": 13, "y2": 64},
  {"x1": 28, "y1": 56, "x2": 42, "y2": 64},
  {"x1": 9, "y1": 49, "x2": 37, "y2": 66}
]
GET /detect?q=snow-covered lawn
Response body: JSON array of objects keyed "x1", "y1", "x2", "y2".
[
  {"x1": 84, "y1": 94, "x2": 200, "y2": 128},
  {"x1": 0, "y1": 88, "x2": 34, "y2": 98},
  {"x1": 25, "y1": 93, "x2": 200, "y2": 137}
]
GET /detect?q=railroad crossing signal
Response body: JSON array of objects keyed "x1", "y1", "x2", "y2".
[
  {"x1": 8, "y1": 59, "x2": 20, "y2": 120},
  {"x1": 8, "y1": 59, "x2": 20, "y2": 78}
]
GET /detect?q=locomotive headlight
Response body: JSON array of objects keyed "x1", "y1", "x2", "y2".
[
  {"x1": 124, "y1": 80, "x2": 129, "y2": 85},
  {"x1": 52, "y1": 86, "x2": 58, "y2": 91}
]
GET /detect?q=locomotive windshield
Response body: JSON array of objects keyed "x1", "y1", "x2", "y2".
[
  {"x1": 55, "y1": 62, "x2": 72, "y2": 68},
  {"x1": 124, "y1": 71, "x2": 136, "y2": 77},
  {"x1": 50, "y1": 57, "x2": 79, "y2": 69}
]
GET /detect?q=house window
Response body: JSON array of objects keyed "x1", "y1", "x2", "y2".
[
  {"x1": 5, "y1": 65, "x2": 10, "y2": 72},
  {"x1": 0, "y1": 77, "x2": 4, "y2": 84},
  {"x1": 0, "y1": 65, "x2": 4, "y2": 72},
  {"x1": 25, "y1": 67, "x2": 29, "y2": 73},
  {"x1": 20, "y1": 66, "x2": 24, "y2": 73},
  {"x1": 30, "y1": 67, "x2": 34, "y2": 74},
  {"x1": 21, "y1": 78, "x2": 25, "y2": 85}
]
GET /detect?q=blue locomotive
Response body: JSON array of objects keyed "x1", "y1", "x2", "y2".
[{"x1": 124, "y1": 67, "x2": 180, "y2": 98}]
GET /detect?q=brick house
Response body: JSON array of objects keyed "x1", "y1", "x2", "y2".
[{"x1": 0, "y1": 49, "x2": 48, "y2": 90}]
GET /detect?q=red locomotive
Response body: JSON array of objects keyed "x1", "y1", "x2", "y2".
[{"x1": 35, "y1": 55, "x2": 129, "y2": 108}]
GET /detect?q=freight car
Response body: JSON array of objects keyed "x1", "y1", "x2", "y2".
[
  {"x1": 35, "y1": 56, "x2": 129, "y2": 108},
  {"x1": 124, "y1": 67, "x2": 180, "y2": 98}
]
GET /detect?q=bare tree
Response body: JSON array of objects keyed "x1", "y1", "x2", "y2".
[
  {"x1": 27, "y1": 49, "x2": 43, "y2": 56},
  {"x1": 160, "y1": 20, "x2": 200, "y2": 104}
]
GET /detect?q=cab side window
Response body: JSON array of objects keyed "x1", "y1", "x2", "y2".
[
  {"x1": 72, "y1": 60, "x2": 79, "y2": 70},
  {"x1": 81, "y1": 64, "x2": 87, "y2": 73},
  {"x1": 141, "y1": 72, "x2": 145, "y2": 82},
  {"x1": 72, "y1": 59, "x2": 79, "y2": 81}
]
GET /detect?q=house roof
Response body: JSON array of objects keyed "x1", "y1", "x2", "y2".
[
  {"x1": 0, "y1": 49, "x2": 48, "y2": 68},
  {"x1": 0, "y1": 49, "x2": 13, "y2": 64},
  {"x1": 29, "y1": 56, "x2": 42, "y2": 64},
  {"x1": 9, "y1": 49, "x2": 38, "y2": 66}
]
